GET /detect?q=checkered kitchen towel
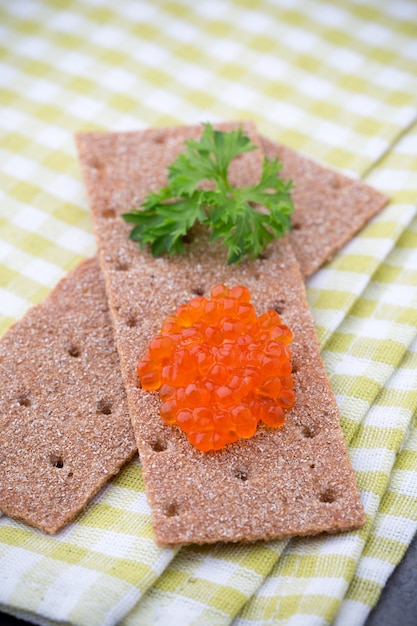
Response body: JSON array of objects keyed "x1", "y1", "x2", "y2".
[{"x1": 1, "y1": 1, "x2": 417, "y2": 625}]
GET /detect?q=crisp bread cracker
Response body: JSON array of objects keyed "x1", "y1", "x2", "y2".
[
  {"x1": 0, "y1": 257, "x2": 136, "y2": 533},
  {"x1": 260, "y1": 137, "x2": 389, "y2": 278},
  {"x1": 0, "y1": 125, "x2": 386, "y2": 537},
  {"x1": 76, "y1": 122, "x2": 365, "y2": 545}
]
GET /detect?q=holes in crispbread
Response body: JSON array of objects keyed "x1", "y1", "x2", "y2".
[
  {"x1": 291, "y1": 222, "x2": 302, "y2": 231},
  {"x1": 97, "y1": 399, "x2": 112, "y2": 415},
  {"x1": 319, "y1": 489, "x2": 337, "y2": 504},
  {"x1": 51, "y1": 454, "x2": 64, "y2": 469},
  {"x1": 68, "y1": 344, "x2": 81, "y2": 358},
  {"x1": 150, "y1": 439, "x2": 168, "y2": 452},
  {"x1": 165, "y1": 502, "x2": 178, "y2": 517},
  {"x1": 88, "y1": 156, "x2": 102, "y2": 170},
  {"x1": 301, "y1": 424, "x2": 318, "y2": 439},
  {"x1": 102, "y1": 208, "x2": 116, "y2": 219},
  {"x1": 234, "y1": 467, "x2": 249, "y2": 482},
  {"x1": 115, "y1": 260, "x2": 130, "y2": 272},
  {"x1": 330, "y1": 177, "x2": 342, "y2": 189},
  {"x1": 17, "y1": 392, "x2": 31, "y2": 407},
  {"x1": 258, "y1": 248, "x2": 272, "y2": 260},
  {"x1": 125, "y1": 314, "x2": 137, "y2": 328},
  {"x1": 271, "y1": 298, "x2": 286, "y2": 315},
  {"x1": 152, "y1": 134, "x2": 166, "y2": 145},
  {"x1": 191, "y1": 286, "x2": 205, "y2": 296}
]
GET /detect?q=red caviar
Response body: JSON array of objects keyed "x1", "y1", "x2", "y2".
[{"x1": 137, "y1": 284, "x2": 295, "y2": 452}]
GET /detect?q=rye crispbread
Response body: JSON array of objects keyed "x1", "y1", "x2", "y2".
[
  {"x1": 260, "y1": 137, "x2": 389, "y2": 278},
  {"x1": 0, "y1": 257, "x2": 136, "y2": 533},
  {"x1": 0, "y1": 123, "x2": 386, "y2": 538},
  {"x1": 0, "y1": 128, "x2": 382, "y2": 530},
  {"x1": 76, "y1": 122, "x2": 365, "y2": 545}
]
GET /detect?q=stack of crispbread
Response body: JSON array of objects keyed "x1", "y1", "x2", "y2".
[{"x1": 0, "y1": 121, "x2": 388, "y2": 543}]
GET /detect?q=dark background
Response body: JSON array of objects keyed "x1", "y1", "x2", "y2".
[{"x1": 1, "y1": 529, "x2": 417, "y2": 626}]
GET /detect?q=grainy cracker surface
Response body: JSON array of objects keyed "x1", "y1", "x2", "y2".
[
  {"x1": 0, "y1": 258, "x2": 136, "y2": 533},
  {"x1": 76, "y1": 122, "x2": 365, "y2": 545},
  {"x1": 260, "y1": 137, "x2": 389, "y2": 277}
]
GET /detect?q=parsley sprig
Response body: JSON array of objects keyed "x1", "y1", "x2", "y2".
[{"x1": 122, "y1": 123, "x2": 294, "y2": 264}]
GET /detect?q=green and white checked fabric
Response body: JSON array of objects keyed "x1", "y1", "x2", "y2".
[{"x1": 1, "y1": 1, "x2": 417, "y2": 625}]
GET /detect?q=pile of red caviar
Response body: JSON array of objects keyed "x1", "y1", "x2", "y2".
[{"x1": 137, "y1": 284, "x2": 295, "y2": 452}]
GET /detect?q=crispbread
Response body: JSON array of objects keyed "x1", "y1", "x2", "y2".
[
  {"x1": 260, "y1": 137, "x2": 389, "y2": 278},
  {"x1": 0, "y1": 124, "x2": 387, "y2": 538},
  {"x1": 0, "y1": 257, "x2": 136, "y2": 533},
  {"x1": 76, "y1": 122, "x2": 365, "y2": 545}
]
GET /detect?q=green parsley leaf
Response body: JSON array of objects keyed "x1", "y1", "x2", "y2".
[{"x1": 122, "y1": 123, "x2": 294, "y2": 264}]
